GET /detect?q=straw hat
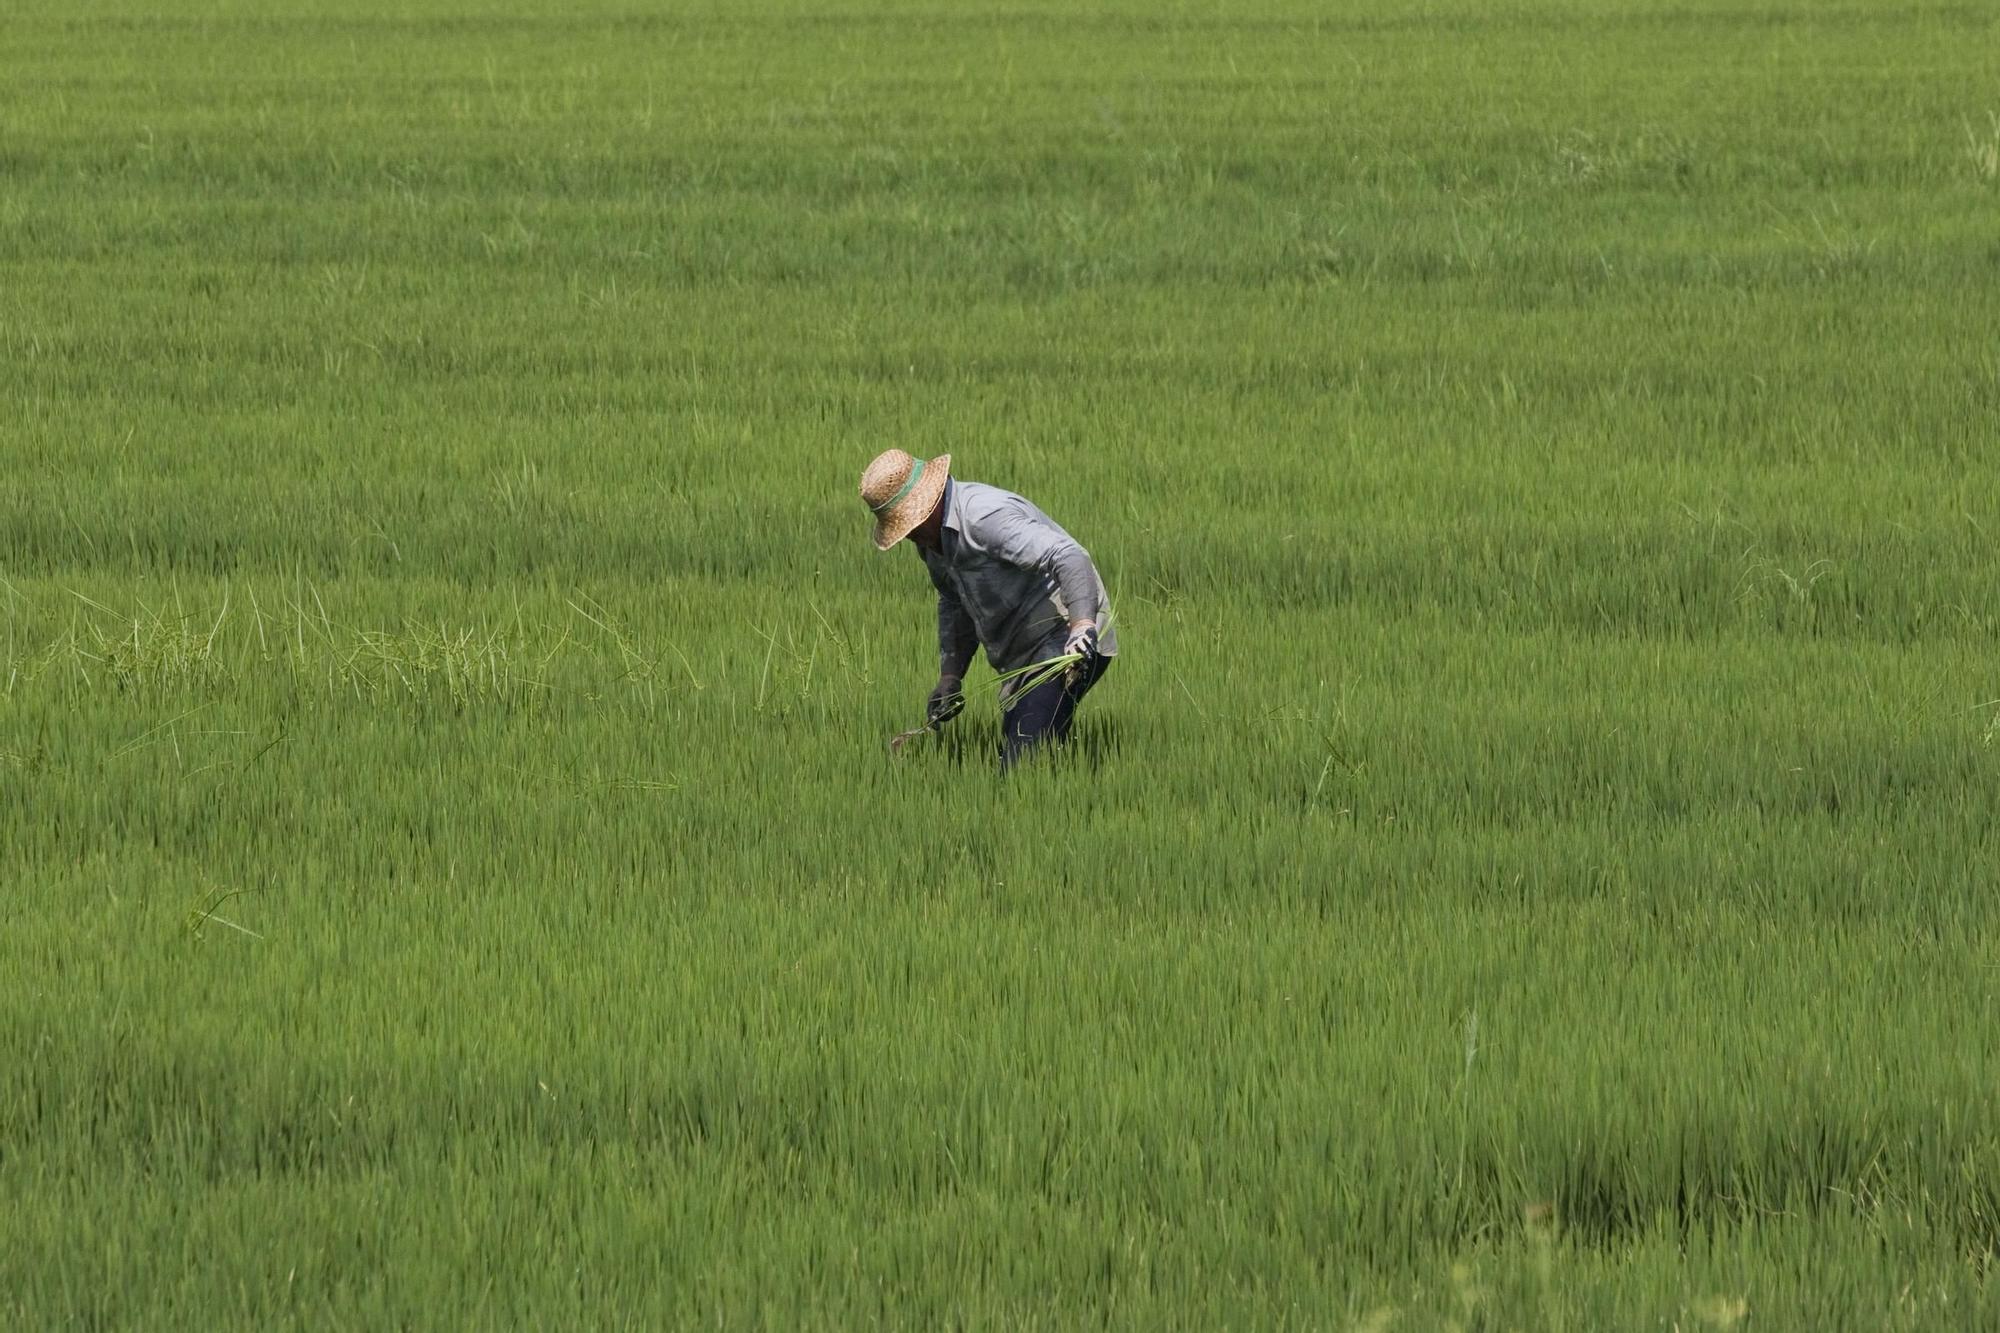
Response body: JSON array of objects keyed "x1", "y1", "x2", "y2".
[{"x1": 858, "y1": 449, "x2": 951, "y2": 550}]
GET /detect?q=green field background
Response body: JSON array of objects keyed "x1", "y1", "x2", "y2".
[{"x1": 5, "y1": 0, "x2": 2000, "y2": 1325}]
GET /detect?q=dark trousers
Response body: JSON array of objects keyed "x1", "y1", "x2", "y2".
[{"x1": 1001, "y1": 653, "x2": 1112, "y2": 768}]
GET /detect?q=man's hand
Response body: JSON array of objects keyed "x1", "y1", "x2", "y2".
[
  {"x1": 926, "y1": 676, "x2": 965, "y2": 727},
  {"x1": 1063, "y1": 621, "x2": 1099, "y2": 662}
]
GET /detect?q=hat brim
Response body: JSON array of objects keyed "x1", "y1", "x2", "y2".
[{"x1": 872, "y1": 454, "x2": 952, "y2": 550}]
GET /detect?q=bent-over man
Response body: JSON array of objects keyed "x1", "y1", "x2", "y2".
[{"x1": 859, "y1": 450, "x2": 1117, "y2": 768}]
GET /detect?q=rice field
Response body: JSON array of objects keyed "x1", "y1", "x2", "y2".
[{"x1": 5, "y1": 0, "x2": 2000, "y2": 1325}]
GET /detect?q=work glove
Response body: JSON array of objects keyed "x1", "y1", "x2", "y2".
[
  {"x1": 1063, "y1": 622, "x2": 1099, "y2": 663},
  {"x1": 926, "y1": 677, "x2": 965, "y2": 727}
]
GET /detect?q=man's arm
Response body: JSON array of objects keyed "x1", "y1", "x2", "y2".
[
  {"x1": 924, "y1": 558, "x2": 979, "y2": 692},
  {"x1": 937, "y1": 586, "x2": 979, "y2": 682},
  {"x1": 1045, "y1": 541, "x2": 1102, "y2": 632},
  {"x1": 985, "y1": 500, "x2": 1102, "y2": 631}
]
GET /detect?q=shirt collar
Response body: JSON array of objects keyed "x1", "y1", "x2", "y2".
[{"x1": 937, "y1": 479, "x2": 963, "y2": 561}]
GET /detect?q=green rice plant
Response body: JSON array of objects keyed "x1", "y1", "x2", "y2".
[
  {"x1": 1967, "y1": 112, "x2": 2000, "y2": 182},
  {"x1": 889, "y1": 605, "x2": 1114, "y2": 753},
  {"x1": 5, "y1": 0, "x2": 2000, "y2": 1325}
]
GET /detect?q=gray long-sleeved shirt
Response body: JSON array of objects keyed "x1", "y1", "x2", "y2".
[{"x1": 919, "y1": 479, "x2": 1118, "y2": 679}]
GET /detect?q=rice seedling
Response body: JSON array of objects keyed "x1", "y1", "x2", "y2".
[{"x1": 890, "y1": 604, "x2": 1117, "y2": 755}]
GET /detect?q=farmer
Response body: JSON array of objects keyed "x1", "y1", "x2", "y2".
[{"x1": 859, "y1": 450, "x2": 1116, "y2": 767}]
